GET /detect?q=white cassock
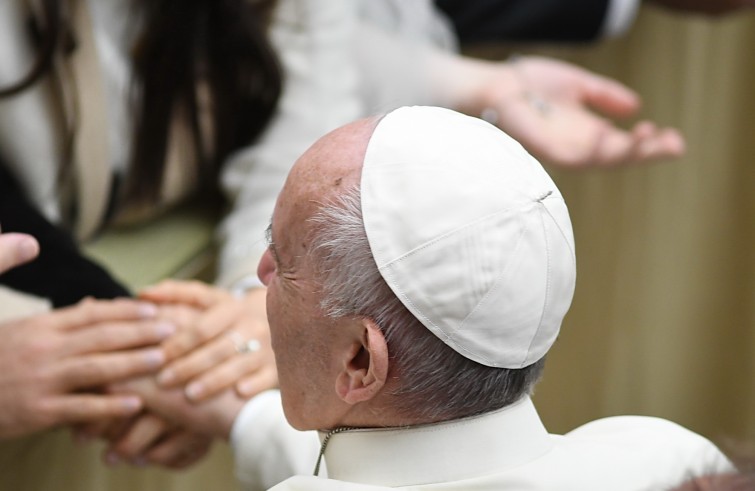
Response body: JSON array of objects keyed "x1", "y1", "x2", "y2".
[{"x1": 230, "y1": 392, "x2": 732, "y2": 491}]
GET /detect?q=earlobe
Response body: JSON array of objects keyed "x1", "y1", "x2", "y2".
[{"x1": 335, "y1": 318, "x2": 389, "y2": 405}]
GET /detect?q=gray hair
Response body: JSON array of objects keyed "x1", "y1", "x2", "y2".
[{"x1": 307, "y1": 185, "x2": 545, "y2": 423}]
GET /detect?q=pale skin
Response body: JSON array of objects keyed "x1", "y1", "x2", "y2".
[
  {"x1": 87, "y1": 301, "x2": 257, "y2": 468},
  {"x1": 82, "y1": 277, "x2": 278, "y2": 467},
  {"x1": 98, "y1": 105, "x2": 689, "y2": 463},
  {"x1": 114, "y1": 119, "x2": 423, "y2": 444},
  {"x1": 101, "y1": 52, "x2": 694, "y2": 426},
  {"x1": 444, "y1": 55, "x2": 686, "y2": 168},
  {"x1": 0, "y1": 230, "x2": 39, "y2": 274},
  {"x1": 0, "y1": 230, "x2": 217, "y2": 462},
  {"x1": 0, "y1": 230, "x2": 183, "y2": 439},
  {"x1": 95, "y1": 126, "x2": 384, "y2": 457},
  {"x1": 82, "y1": 49, "x2": 698, "y2": 461},
  {"x1": 438, "y1": 2, "x2": 755, "y2": 167},
  {"x1": 77, "y1": 37, "x2": 742, "y2": 462},
  {"x1": 140, "y1": 280, "x2": 276, "y2": 402},
  {"x1": 4, "y1": 2, "x2": 751, "y2": 448},
  {"x1": 255, "y1": 117, "x2": 403, "y2": 430},
  {"x1": 0, "y1": 297, "x2": 174, "y2": 439}
]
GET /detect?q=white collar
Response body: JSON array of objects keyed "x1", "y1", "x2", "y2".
[{"x1": 318, "y1": 396, "x2": 553, "y2": 487}]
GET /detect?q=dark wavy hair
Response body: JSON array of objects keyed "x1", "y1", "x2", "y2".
[{"x1": 0, "y1": 0, "x2": 282, "y2": 209}]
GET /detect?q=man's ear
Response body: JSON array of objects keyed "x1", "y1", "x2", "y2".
[{"x1": 335, "y1": 318, "x2": 389, "y2": 405}]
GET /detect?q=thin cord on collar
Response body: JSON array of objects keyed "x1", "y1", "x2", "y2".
[{"x1": 314, "y1": 427, "x2": 356, "y2": 476}]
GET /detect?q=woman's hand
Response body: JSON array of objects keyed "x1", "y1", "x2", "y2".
[
  {"x1": 0, "y1": 298, "x2": 171, "y2": 439},
  {"x1": 140, "y1": 280, "x2": 277, "y2": 402},
  {"x1": 469, "y1": 56, "x2": 685, "y2": 168}
]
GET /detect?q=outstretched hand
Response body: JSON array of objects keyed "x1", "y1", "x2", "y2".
[{"x1": 476, "y1": 56, "x2": 685, "y2": 168}]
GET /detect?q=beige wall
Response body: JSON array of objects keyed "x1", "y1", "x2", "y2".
[
  {"x1": 521, "y1": 6, "x2": 755, "y2": 448},
  {"x1": 1, "y1": 6, "x2": 753, "y2": 490}
]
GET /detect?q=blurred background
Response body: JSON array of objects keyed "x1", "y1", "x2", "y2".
[
  {"x1": 0, "y1": 3, "x2": 753, "y2": 490},
  {"x1": 518, "y1": 5, "x2": 755, "y2": 448}
]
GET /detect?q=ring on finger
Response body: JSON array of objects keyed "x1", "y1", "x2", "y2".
[
  {"x1": 228, "y1": 331, "x2": 261, "y2": 354},
  {"x1": 236, "y1": 338, "x2": 261, "y2": 354}
]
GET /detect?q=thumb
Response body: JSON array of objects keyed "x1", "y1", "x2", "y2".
[{"x1": 0, "y1": 233, "x2": 40, "y2": 274}]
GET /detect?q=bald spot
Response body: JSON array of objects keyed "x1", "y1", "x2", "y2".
[
  {"x1": 289, "y1": 116, "x2": 380, "y2": 204},
  {"x1": 272, "y1": 116, "x2": 381, "y2": 266}
]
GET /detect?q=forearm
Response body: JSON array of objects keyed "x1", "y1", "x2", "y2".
[{"x1": 355, "y1": 21, "x2": 518, "y2": 117}]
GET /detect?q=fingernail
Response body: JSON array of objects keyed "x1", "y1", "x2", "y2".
[
  {"x1": 105, "y1": 451, "x2": 121, "y2": 466},
  {"x1": 121, "y1": 396, "x2": 142, "y2": 412},
  {"x1": 144, "y1": 348, "x2": 166, "y2": 368},
  {"x1": 155, "y1": 321, "x2": 176, "y2": 339},
  {"x1": 17, "y1": 236, "x2": 39, "y2": 262},
  {"x1": 144, "y1": 348, "x2": 165, "y2": 368},
  {"x1": 237, "y1": 380, "x2": 255, "y2": 397},
  {"x1": 185, "y1": 382, "x2": 204, "y2": 401},
  {"x1": 138, "y1": 302, "x2": 158, "y2": 318},
  {"x1": 157, "y1": 368, "x2": 174, "y2": 386}
]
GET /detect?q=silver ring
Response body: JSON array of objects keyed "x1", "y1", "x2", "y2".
[
  {"x1": 229, "y1": 331, "x2": 261, "y2": 354},
  {"x1": 236, "y1": 338, "x2": 261, "y2": 354}
]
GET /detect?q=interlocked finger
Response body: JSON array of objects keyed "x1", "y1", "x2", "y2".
[
  {"x1": 146, "y1": 431, "x2": 213, "y2": 469},
  {"x1": 235, "y1": 365, "x2": 279, "y2": 399},
  {"x1": 107, "y1": 413, "x2": 172, "y2": 464},
  {"x1": 161, "y1": 301, "x2": 244, "y2": 360},
  {"x1": 184, "y1": 352, "x2": 265, "y2": 402},
  {"x1": 157, "y1": 332, "x2": 241, "y2": 388},
  {"x1": 56, "y1": 348, "x2": 166, "y2": 390}
]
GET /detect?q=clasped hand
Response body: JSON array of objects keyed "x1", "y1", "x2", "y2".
[{"x1": 79, "y1": 280, "x2": 275, "y2": 469}]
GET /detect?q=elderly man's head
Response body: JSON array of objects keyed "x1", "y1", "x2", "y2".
[{"x1": 257, "y1": 107, "x2": 576, "y2": 431}]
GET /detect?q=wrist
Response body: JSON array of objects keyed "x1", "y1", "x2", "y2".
[{"x1": 457, "y1": 58, "x2": 523, "y2": 120}]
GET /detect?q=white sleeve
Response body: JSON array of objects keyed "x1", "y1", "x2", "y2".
[
  {"x1": 230, "y1": 391, "x2": 321, "y2": 491},
  {"x1": 354, "y1": 20, "x2": 509, "y2": 118},
  {"x1": 601, "y1": 0, "x2": 641, "y2": 38},
  {"x1": 217, "y1": 0, "x2": 363, "y2": 287}
]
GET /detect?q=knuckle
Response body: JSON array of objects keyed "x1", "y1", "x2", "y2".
[
  {"x1": 178, "y1": 331, "x2": 203, "y2": 351},
  {"x1": 75, "y1": 358, "x2": 103, "y2": 378},
  {"x1": 76, "y1": 300, "x2": 100, "y2": 324},
  {"x1": 196, "y1": 322, "x2": 220, "y2": 341},
  {"x1": 26, "y1": 336, "x2": 57, "y2": 360}
]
